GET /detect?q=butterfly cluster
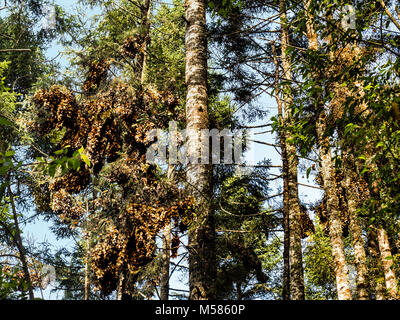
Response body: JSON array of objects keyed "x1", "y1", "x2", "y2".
[{"x1": 29, "y1": 58, "x2": 190, "y2": 296}]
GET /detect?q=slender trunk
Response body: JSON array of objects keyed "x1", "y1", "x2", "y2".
[
  {"x1": 367, "y1": 160, "x2": 399, "y2": 299},
  {"x1": 140, "y1": 0, "x2": 152, "y2": 84},
  {"x1": 376, "y1": 227, "x2": 399, "y2": 299},
  {"x1": 116, "y1": 267, "x2": 136, "y2": 300},
  {"x1": 160, "y1": 222, "x2": 171, "y2": 300},
  {"x1": 84, "y1": 187, "x2": 91, "y2": 300},
  {"x1": 160, "y1": 165, "x2": 174, "y2": 300},
  {"x1": 304, "y1": 0, "x2": 352, "y2": 300},
  {"x1": 117, "y1": 271, "x2": 125, "y2": 300},
  {"x1": 271, "y1": 43, "x2": 290, "y2": 300},
  {"x1": 367, "y1": 228, "x2": 386, "y2": 300},
  {"x1": 84, "y1": 233, "x2": 90, "y2": 300},
  {"x1": 185, "y1": 0, "x2": 216, "y2": 300},
  {"x1": 7, "y1": 183, "x2": 34, "y2": 300},
  {"x1": 280, "y1": 0, "x2": 305, "y2": 300},
  {"x1": 342, "y1": 163, "x2": 369, "y2": 299},
  {"x1": 347, "y1": 207, "x2": 369, "y2": 299},
  {"x1": 317, "y1": 118, "x2": 352, "y2": 300},
  {"x1": 135, "y1": 0, "x2": 152, "y2": 82}
]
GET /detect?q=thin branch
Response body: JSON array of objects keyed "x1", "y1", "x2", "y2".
[
  {"x1": 379, "y1": 0, "x2": 400, "y2": 31},
  {"x1": 238, "y1": 123, "x2": 273, "y2": 129},
  {"x1": 0, "y1": 49, "x2": 31, "y2": 52},
  {"x1": 169, "y1": 288, "x2": 189, "y2": 293},
  {"x1": 168, "y1": 252, "x2": 188, "y2": 282},
  {"x1": 297, "y1": 182, "x2": 323, "y2": 190},
  {"x1": 249, "y1": 139, "x2": 281, "y2": 148}
]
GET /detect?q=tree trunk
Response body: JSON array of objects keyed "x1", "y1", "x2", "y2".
[
  {"x1": 376, "y1": 227, "x2": 399, "y2": 299},
  {"x1": 7, "y1": 183, "x2": 34, "y2": 300},
  {"x1": 280, "y1": 0, "x2": 305, "y2": 300},
  {"x1": 367, "y1": 228, "x2": 386, "y2": 300},
  {"x1": 139, "y1": 0, "x2": 152, "y2": 84},
  {"x1": 347, "y1": 204, "x2": 369, "y2": 299},
  {"x1": 185, "y1": 0, "x2": 216, "y2": 300},
  {"x1": 271, "y1": 43, "x2": 290, "y2": 300},
  {"x1": 160, "y1": 222, "x2": 171, "y2": 300},
  {"x1": 160, "y1": 165, "x2": 174, "y2": 300},
  {"x1": 133, "y1": 0, "x2": 152, "y2": 82},
  {"x1": 342, "y1": 164, "x2": 369, "y2": 299},
  {"x1": 116, "y1": 271, "x2": 124, "y2": 300},
  {"x1": 304, "y1": 0, "x2": 352, "y2": 300},
  {"x1": 316, "y1": 118, "x2": 352, "y2": 300},
  {"x1": 367, "y1": 161, "x2": 399, "y2": 300},
  {"x1": 84, "y1": 233, "x2": 91, "y2": 300},
  {"x1": 84, "y1": 187, "x2": 92, "y2": 300}
]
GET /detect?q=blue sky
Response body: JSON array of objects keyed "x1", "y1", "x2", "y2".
[{"x1": 20, "y1": 0, "x2": 323, "y2": 299}]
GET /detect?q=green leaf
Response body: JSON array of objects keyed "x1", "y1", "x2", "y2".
[
  {"x1": 0, "y1": 182, "x2": 9, "y2": 201},
  {"x1": 54, "y1": 149, "x2": 65, "y2": 156},
  {"x1": 0, "y1": 117, "x2": 14, "y2": 127},
  {"x1": 306, "y1": 167, "x2": 312, "y2": 179},
  {"x1": 67, "y1": 159, "x2": 74, "y2": 170},
  {"x1": 4, "y1": 150, "x2": 15, "y2": 157},
  {"x1": 48, "y1": 164, "x2": 56, "y2": 178},
  {"x1": 0, "y1": 165, "x2": 10, "y2": 175},
  {"x1": 80, "y1": 153, "x2": 91, "y2": 168}
]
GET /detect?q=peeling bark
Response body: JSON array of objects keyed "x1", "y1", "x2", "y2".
[
  {"x1": 377, "y1": 227, "x2": 399, "y2": 299},
  {"x1": 367, "y1": 228, "x2": 386, "y2": 300},
  {"x1": 304, "y1": 0, "x2": 352, "y2": 299},
  {"x1": 317, "y1": 130, "x2": 352, "y2": 300}
]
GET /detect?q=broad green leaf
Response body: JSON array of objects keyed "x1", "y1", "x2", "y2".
[
  {"x1": 80, "y1": 153, "x2": 91, "y2": 168},
  {"x1": 48, "y1": 164, "x2": 56, "y2": 177},
  {"x1": 0, "y1": 117, "x2": 14, "y2": 127},
  {"x1": 54, "y1": 149, "x2": 65, "y2": 156}
]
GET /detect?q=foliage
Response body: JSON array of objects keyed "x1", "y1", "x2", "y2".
[{"x1": 303, "y1": 221, "x2": 337, "y2": 300}]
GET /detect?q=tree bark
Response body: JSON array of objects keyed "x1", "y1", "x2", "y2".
[
  {"x1": 133, "y1": 0, "x2": 152, "y2": 82},
  {"x1": 367, "y1": 228, "x2": 386, "y2": 300},
  {"x1": 160, "y1": 165, "x2": 174, "y2": 300},
  {"x1": 347, "y1": 206, "x2": 369, "y2": 299},
  {"x1": 185, "y1": 0, "x2": 216, "y2": 300},
  {"x1": 84, "y1": 232, "x2": 91, "y2": 300},
  {"x1": 160, "y1": 222, "x2": 171, "y2": 300},
  {"x1": 280, "y1": 0, "x2": 305, "y2": 300},
  {"x1": 316, "y1": 117, "x2": 352, "y2": 300},
  {"x1": 304, "y1": 0, "x2": 352, "y2": 300},
  {"x1": 7, "y1": 183, "x2": 34, "y2": 300},
  {"x1": 116, "y1": 270, "x2": 125, "y2": 300},
  {"x1": 376, "y1": 227, "x2": 399, "y2": 299},
  {"x1": 271, "y1": 43, "x2": 290, "y2": 300},
  {"x1": 139, "y1": 0, "x2": 152, "y2": 84},
  {"x1": 343, "y1": 169, "x2": 369, "y2": 299}
]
